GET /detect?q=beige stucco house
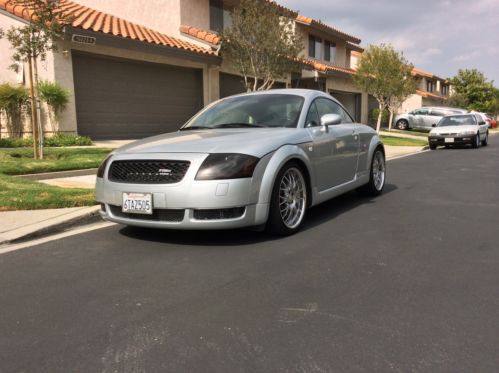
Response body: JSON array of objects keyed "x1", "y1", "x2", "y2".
[{"x1": 0, "y1": 0, "x2": 449, "y2": 139}]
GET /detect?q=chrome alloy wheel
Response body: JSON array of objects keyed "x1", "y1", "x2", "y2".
[
  {"x1": 372, "y1": 151, "x2": 385, "y2": 191},
  {"x1": 278, "y1": 167, "x2": 306, "y2": 229}
]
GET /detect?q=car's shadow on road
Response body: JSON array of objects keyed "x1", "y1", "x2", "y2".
[{"x1": 119, "y1": 183, "x2": 397, "y2": 246}]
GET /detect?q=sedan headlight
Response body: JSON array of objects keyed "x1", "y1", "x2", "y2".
[
  {"x1": 459, "y1": 130, "x2": 476, "y2": 135},
  {"x1": 96, "y1": 155, "x2": 113, "y2": 178},
  {"x1": 196, "y1": 153, "x2": 260, "y2": 180}
]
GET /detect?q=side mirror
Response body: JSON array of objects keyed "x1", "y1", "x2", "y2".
[
  {"x1": 432, "y1": 124, "x2": 437, "y2": 127},
  {"x1": 321, "y1": 113, "x2": 342, "y2": 127},
  {"x1": 479, "y1": 121, "x2": 486, "y2": 125}
]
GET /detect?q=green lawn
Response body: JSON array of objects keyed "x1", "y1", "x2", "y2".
[
  {"x1": 0, "y1": 173, "x2": 96, "y2": 211},
  {"x1": 380, "y1": 135, "x2": 428, "y2": 147},
  {"x1": 0, "y1": 147, "x2": 111, "y2": 175},
  {"x1": 387, "y1": 129, "x2": 429, "y2": 137},
  {"x1": 0, "y1": 147, "x2": 110, "y2": 210}
]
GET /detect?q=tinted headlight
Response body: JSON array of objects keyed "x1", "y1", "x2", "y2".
[
  {"x1": 96, "y1": 155, "x2": 112, "y2": 178},
  {"x1": 196, "y1": 153, "x2": 259, "y2": 180}
]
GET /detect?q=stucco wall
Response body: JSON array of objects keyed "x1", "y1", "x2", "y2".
[{"x1": 400, "y1": 94, "x2": 423, "y2": 114}]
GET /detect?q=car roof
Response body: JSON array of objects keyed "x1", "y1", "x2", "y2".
[{"x1": 228, "y1": 88, "x2": 331, "y2": 100}]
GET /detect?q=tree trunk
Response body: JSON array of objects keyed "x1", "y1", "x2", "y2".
[
  {"x1": 376, "y1": 103, "x2": 383, "y2": 133},
  {"x1": 388, "y1": 110, "x2": 394, "y2": 131},
  {"x1": 33, "y1": 57, "x2": 44, "y2": 159},
  {"x1": 27, "y1": 56, "x2": 39, "y2": 159}
]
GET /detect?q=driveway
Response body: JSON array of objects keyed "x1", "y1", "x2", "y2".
[{"x1": 0, "y1": 137, "x2": 498, "y2": 372}]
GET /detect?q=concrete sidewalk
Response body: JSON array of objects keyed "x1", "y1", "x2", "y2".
[
  {"x1": 380, "y1": 130, "x2": 428, "y2": 140},
  {"x1": 0, "y1": 206, "x2": 101, "y2": 245}
]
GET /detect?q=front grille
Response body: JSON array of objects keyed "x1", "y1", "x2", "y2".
[
  {"x1": 193, "y1": 207, "x2": 246, "y2": 220},
  {"x1": 108, "y1": 160, "x2": 190, "y2": 184},
  {"x1": 440, "y1": 133, "x2": 458, "y2": 136},
  {"x1": 108, "y1": 205, "x2": 185, "y2": 222}
]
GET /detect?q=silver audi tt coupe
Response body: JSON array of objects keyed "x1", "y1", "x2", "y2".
[{"x1": 96, "y1": 89, "x2": 385, "y2": 235}]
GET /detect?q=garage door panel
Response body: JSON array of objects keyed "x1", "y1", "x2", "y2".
[{"x1": 72, "y1": 53, "x2": 203, "y2": 140}]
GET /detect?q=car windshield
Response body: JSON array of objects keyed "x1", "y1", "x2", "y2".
[
  {"x1": 181, "y1": 94, "x2": 304, "y2": 130},
  {"x1": 438, "y1": 115, "x2": 476, "y2": 127}
]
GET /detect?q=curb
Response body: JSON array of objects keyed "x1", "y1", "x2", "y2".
[
  {"x1": 18, "y1": 168, "x2": 98, "y2": 181},
  {"x1": 0, "y1": 206, "x2": 102, "y2": 246}
]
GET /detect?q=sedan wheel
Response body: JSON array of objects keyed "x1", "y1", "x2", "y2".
[
  {"x1": 481, "y1": 132, "x2": 488, "y2": 146},
  {"x1": 472, "y1": 133, "x2": 480, "y2": 149},
  {"x1": 266, "y1": 163, "x2": 307, "y2": 235},
  {"x1": 396, "y1": 120, "x2": 409, "y2": 130},
  {"x1": 358, "y1": 148, "x2": 385, "y2": 196}
]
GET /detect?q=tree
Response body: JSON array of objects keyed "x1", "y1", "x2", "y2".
[
  {"x1": 450, "y1": 69, "x2": 496, "y2": 113},
  {"x1": 0, "y1": 0, "x2": 72, "y2": 159},
  {"x1": 386, "y1": 74, "x2": 417, "y2": 131},
  {"x1": 353, "y1": 44, "x2": 416, "y2": 133},
  {"x1": 447, "y1": 92, "x2": 469, "y2": 109},
  {"x1": 220, "y1": 0, "x2": 303, "y2": 91}
]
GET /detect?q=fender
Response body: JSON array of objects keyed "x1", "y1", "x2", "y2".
[{"x1": 253, "y1": 144, "x2": 314, "y2": 224}]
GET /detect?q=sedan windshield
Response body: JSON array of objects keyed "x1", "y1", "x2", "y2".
[
  {"x1": 438, "y1": 115, "x2": 476, "y2": 127},
  {"x1": 181, "y1": 94, "x2": 304, "y2": 130}
]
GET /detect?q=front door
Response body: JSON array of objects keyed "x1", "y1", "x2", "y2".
[{"x1": 306, "y1": 98, "x2": 360, "y2": 191}]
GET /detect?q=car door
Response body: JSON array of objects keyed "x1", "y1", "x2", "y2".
[
  {"x1": 306, "y1": 98, "x2": 360, "y2": 191},
  {"x1": 428, "y1": 108, "x2": 446, "y2": 128},
  {"x1": 475, "y1": 114, "x2": 488, "y2": 139},
  {"x1": 412, "y1": 108, "x2": 431, "y2": 129}
]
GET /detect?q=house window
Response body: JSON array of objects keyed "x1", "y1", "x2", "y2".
[
  {"x1": 210, "y1": 0, "x2": 224, "y2": 32},
  {"x1": 309, "y1": 35, "x2": 322, "y2": 60},
  {"x1": 427, "y1": 80, "x2": 436, "y2": 92},
  {"x1": 442, "y1": 85, "x2": 449, "y2": 96},
  {"x1": 324, "y1": 41, "x2": 336, "y2": 62}
]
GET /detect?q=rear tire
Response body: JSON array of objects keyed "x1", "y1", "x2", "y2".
[
  {"x1": 429, "y1": 145, "x2": 437, "y2": 150},
  {"x1": 358, "y1": 148, "x2": 385, "y2": 196},
  {"x1": 266, "y1": 162, "x2": 307, "y2": 236}
]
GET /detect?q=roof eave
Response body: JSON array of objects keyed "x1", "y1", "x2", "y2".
[{"x1": 65, "y1": 28, "x2": 222, "y2": 65}]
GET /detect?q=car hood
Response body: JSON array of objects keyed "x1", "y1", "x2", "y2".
[
  {"x1": 114, "y1": 128, "x2": 311, "y2": 158},
  {"x1": 431, "y1": 125, "x2": 477, "y2": 135}
]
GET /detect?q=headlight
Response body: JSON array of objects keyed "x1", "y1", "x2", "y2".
[
  {"x1": 196, "y1": 153, "x2": 260, "y2": 180},
  {"x1": 459, "y1": 130, "x2": 476, "y2": 135},
  {"x1": 96, "y1": 155, "x2": 113, "y2": 178}
]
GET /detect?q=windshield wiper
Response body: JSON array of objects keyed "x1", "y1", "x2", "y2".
[
  {"x1": 212, "y1": 123, "x2": 265, "y2": 128},
  {"x1": 179, "y1": 126, "x2": 209, "y2": 131}
]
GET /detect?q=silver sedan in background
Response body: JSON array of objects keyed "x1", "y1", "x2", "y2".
[
  {"x1": 96, "y1": 89, "x2": 385, "y2": 235},
  {"x1": 394, "y1": 107, "x2": 467, "y2": 131}
]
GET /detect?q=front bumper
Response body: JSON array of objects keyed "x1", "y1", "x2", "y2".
[
  {"x1": 428, "y1": 135, "x2": 475, "y2": 146},
  {"x1": 95, "y1": 152, "x2": 271, "y2": 229}
]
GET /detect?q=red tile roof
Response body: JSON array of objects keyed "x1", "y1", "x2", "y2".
[
  {"x1": 296, "y1": 15, "x2": 361, "y2": 44},
  {"x1": 180, "y1": 25, "x2": 220, "y2": 45},
  {"x1": 416, "y1": 89, "x2": 446, "y2": 99},
  {"x1": 303, "y1": 58, "x2": 356, "y2": 75},
  {"x1": 0, "y1": 0, "x2": 215, "y2": 56}
]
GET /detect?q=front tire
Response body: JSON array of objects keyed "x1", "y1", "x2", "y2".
[
  {"x1": 396, "y1": 120, "x2": 409, "y2": 130},
  {"x1": 266, "y1": 162, "x2": 307, "y2": 236},
  {"x1": 472, "y1": 133, "x2": 480, "y2": 149},
  {"x1": 358, "y1": 148, "x2": 386, "y2": 196},
  {"x1": 481, "y1": 132, "x2": 488, "y2": 146}
]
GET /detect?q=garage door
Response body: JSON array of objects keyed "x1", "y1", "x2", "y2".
[{"x1": 72, "y1": 53, "x2": 203, "y2": 140}]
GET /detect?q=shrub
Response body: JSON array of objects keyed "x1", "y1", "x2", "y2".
[
  {"x1": 38, "y1": 81, "x2": 70, "y2": 131},
  {"x1": 0, "y1": 133, "x2": 92, "y2": 148},
  {"x1": 0, "y1": 83, "x2": 30, "y2": 138},
  {"x1": 369, "y1": 108, "x2": 390, "y2": 127}
]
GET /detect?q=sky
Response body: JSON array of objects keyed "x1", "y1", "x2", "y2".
[{"x1": 279, "y1": 0, "x2": 499, "y2": 85}]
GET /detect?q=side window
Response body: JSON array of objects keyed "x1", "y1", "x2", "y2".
[
  {"x1": 414, "y1": 108, "x2": 429, "y2": 115},
  {"x1": 315, "y1": 98, "x2": 351, "y2": 123},
  {"x1": 305, "y1": 102, "x2": 320, "y2": 127},
  {"x1": 431, "y1": 109, "x2": 445, "y2": 116}
]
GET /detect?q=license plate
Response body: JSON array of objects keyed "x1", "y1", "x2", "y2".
[
  {"x1": 444, "y1": 138, "x2": 454, "y2": 143},
  {"x1": 122, "y1": 193, "x2": 153, "y2": 215}
]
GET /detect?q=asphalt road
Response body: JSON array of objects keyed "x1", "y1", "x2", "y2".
[{"x1": 1, "y1": 137, "x2": 499, "y2": 373}]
